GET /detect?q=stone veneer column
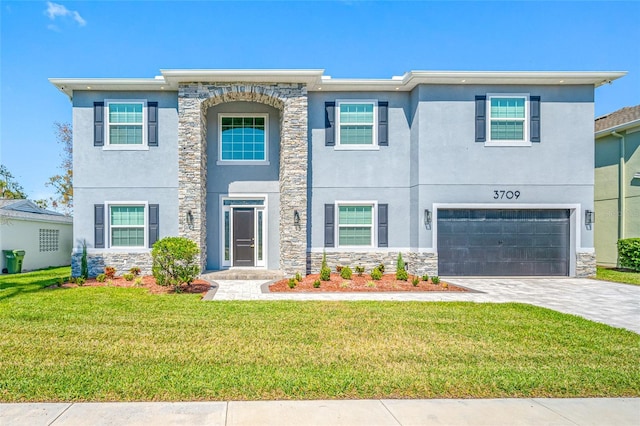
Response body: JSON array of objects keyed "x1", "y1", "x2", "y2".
[
  {"x1": 178, "y1": 86, "x2": 208, "y2": 269},
  {"x1": 177, "y1": 82, "x2": 307, "y2": 274}
]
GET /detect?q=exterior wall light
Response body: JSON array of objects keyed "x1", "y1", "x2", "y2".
[
  {"x1": 424, "y1": 209, "x2": 432, "y2": 228},
  {"x1": 186, "y1": 210, "x2": 194, "y2": 230},
  {"x1": 294, "y1": 210, "x2": 300, "y2": 225},
  {"x1": 585, "y1": 210, "x2": 595, "y2": 227}
]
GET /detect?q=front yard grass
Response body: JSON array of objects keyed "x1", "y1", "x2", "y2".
[
  {"x1": 596, "y1": 266, "x2": 640, "y2": 286},
  {"x1": 0, "y1": 268, "x2": 638, "y2": 401}
]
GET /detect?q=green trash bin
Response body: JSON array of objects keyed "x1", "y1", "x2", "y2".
[{"x1": 3, "y1": 250, "x2": 25, "y2": 274}]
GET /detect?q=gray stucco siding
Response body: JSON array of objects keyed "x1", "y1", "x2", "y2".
[{"x1": 72, "y1": 91, "x2": 179, "y2": 189}]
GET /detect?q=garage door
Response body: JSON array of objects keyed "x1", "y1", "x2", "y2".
[{"x1": 437, "y1": 209, "x2": 570, "y2": 276}]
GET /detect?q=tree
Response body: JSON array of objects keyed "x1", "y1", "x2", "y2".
[
  {"x1": 0, "y1": 164, "x2": 26, "y2": 199},
  {"x1": 46, "y1": 122, "x2": 73, "y2": 213}
]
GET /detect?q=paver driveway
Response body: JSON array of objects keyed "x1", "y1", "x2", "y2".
[{"x1": 205, "y1": 278, "x2": 640, "y2": 334}]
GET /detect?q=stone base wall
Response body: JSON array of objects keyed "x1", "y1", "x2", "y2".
[
  {"x1": 307, "y1": 251, "x2": 438, "y2": 277},
  {"x1": 576, "y1": 252, "x2": 596, "y2": 278},
  {"x1": 71, "y1": 252, "x2": 153, "y2": 277}
]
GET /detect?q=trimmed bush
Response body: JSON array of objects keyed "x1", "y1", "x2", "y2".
[
  {"x1": 396, "y1": 253, "x2": 408, "y2": 281},
  {"x1": 122, "y1": 273, "x2": 135, "y2": 281},
  {"x1": 320, "y1": 251, "x2": 331, "y2": 281},
  {"x1": 340, "y1": 266, "x2": 352, "y2": 280},
  {"x1": 618, "y1": 238, "x2": 640, "y2": 271},
  {"x1": 371, "y1": 267, "x2": 382, "y2": 281},
  {"x1": 313, "y1": 279, "x2": 321, "y2": 288},
  {"x1": 96, "y1": 274, "x2": 106, "y2": 283},
  {"x1": 151, "y1": 237, "x2": 200, "y2": 290}
]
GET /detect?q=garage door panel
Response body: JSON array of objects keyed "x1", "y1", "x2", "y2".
[{"x1": 437, "y1": 209, "x2": 570, "y2": 276}]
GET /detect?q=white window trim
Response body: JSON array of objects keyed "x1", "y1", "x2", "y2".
[
  {"x1": 106, "y1": 201, "x2": 149, "y2": 250},
  {"x1": 220, "y1": 195, "x2": 267, "y2": 268},
  {"x1": 217, "y1": 113, "x2": 270, "y2": 165},
  {"x1": 104, "y1": 99, "x2": 149, "y2": 151},
  {"x1": 335, "y1": 200, "x2": 377, "y2": 248},
  {"x1": 335, "y1": 100, "x2": 379, "y2": 150},
  {"x1": 485, "y1": 93, "x2": 531, "y2": 147}
]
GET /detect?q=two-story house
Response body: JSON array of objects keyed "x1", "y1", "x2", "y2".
[{"x1": 50, "y1": 69, "x2": 625, "y2": 278}]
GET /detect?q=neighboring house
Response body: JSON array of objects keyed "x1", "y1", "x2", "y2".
[
  {"x1": 594, "y1": 105, "x2": 640, "y2": 267},
  {"x1": 0, "y1": 199, "x2": 72, "y2": 272},
  {"x1": 50, "y1": 69, "x2": 625, "y2": 278}
]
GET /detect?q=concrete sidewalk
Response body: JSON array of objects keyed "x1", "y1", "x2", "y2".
[{"x1": 2, "y1": 398, "x2": 638, "y2": 425}]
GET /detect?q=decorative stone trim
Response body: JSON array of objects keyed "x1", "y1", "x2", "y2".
[
  {"x1": 576, "y1": 251, "x2": 596, "y2": 278},
  {"x1": 307, "y1": 251, "x2": 438, "y2": 277},
  {"x1": 178, "y1": 82, "x2": 308, "y2": 275},
  {"x1": 72, "y1": 252, "x2": 152, "y2": 277}
]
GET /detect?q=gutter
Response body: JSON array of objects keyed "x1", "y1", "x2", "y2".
[{"x1": 610, "y1": 131, "x2": 625, "y2": 241}]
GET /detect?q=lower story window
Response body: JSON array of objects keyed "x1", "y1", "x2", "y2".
[
  {"x1": 338, "y1": 204, "x2": 373, "y2": 246},
  {"x1": 110, "y1": 205, "x2": 145, "y2": 247}
]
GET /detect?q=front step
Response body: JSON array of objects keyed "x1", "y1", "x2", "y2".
[{"x1": 201, "y1": 269, "x2": 284, "y2": 281}]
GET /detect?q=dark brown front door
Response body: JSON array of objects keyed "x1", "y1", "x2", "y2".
[{"x1": 233, "y1": 208, "x2": 255, "y2": 266}]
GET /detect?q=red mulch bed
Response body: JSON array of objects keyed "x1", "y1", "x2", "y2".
[
  {"x1": 270, "y1": 273, "x2": 467, "y2": 292},
  {"x1": 50, "y1": 275, "x2": 211, "y2": 295}
]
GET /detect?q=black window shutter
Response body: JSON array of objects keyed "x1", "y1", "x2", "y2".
[
  {"x1": 148, "y1": 102, "x2": 158, "y2": 147},
  {"x1": 148, "y1": 204, "x2": 159, "y2": 247},
  {"x1": 378, "y1": 101, "x2": 388, "y2": 146},
  {"x1": 94, "y1": 102, "x2": 104, "y2": 146},
  {"x1": 94, "y1": 204, "x2": 105, "y2": 248},
  {"x1": 378, "y1": 204, "x2": 388, "y2": 247},
  {"x1": 475, "y1": 96, "x2": 486, "y2": 142},
  {"x1": 325, "y1": 102, "x2": 335, "y2": 146},
  {"x1": 324, "y1": 204, "x2": 335, "y2": 247},
  {"x1": 530, "y1": 96, "x2": 541, "y2": 143}
]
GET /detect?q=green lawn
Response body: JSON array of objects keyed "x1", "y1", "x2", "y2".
[
  {"x1": 596, "y1": 266, "x2": 640, "y2": 286},
  {"x1": 1, "y1": 267, "x2": 639, "y2": 402}
]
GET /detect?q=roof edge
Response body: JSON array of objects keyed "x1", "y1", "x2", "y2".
[{"x1": 595, "y1": 118, "x2": 640, "y2": 138}]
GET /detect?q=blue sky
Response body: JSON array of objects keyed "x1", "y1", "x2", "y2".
[{"x1": 1, "y1": 0, "x2": 639, "y2": 203}]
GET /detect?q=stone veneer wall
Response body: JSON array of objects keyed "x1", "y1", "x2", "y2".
[
  {"x1": 178, "y1": 83, "x2": 308, "y2": 275},
  {"x1": 576, "y1": 252, "x2": 596, "y2": 278},
  {"x1": 72, "y1": 252, "x2": 152, "y2": 277},
  {"x1": 308, "y1": 251, "x2": 438, "y2": 277}
]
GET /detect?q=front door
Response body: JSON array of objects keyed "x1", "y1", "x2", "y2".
[{"x1": 233, "y1": 208, "x2": 255, "y2": 266}]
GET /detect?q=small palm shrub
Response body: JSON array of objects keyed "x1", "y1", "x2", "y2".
[
  {"x1": 123, "y1": 273, "x2": 135, "y2": 281},
  {"x1": 422, "y1": 274, "x2": 429, "y2": 281},
  {"x1": 432, "y1": 276, "x2": 441, "y2": 284},
  {"x1": 295, "y1": 272, "x2": 302, "y2": 282},
  {"x1": 412, "y1": 276, "x2": 420, "y2": 286}
]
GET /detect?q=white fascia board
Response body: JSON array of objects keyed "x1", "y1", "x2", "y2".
[
  {"x1": 315, "y1": 71, "x2": 627, "y2": 92},
  {"x1": 595, "y1": 119, "x2": 640, "y2": 139},
  {"x1": 160, "y1": 69, "x2": 324, "y2": 86},
  {"x1": 49, "y1": 78, "x2": 170, "y2": 99}
]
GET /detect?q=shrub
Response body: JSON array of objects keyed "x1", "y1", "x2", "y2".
[
  {"x1": 80, "y1": 240, "x2": 89, "y2": 279},
  {"x1": 618, "y1": 238, "x2": 640, "y2": 271},
  {"x1": 123, "y1": 273, "x2": 135, "y2": 281},
  {"x1": 365, "y1": 281, "x2": 376, "y2": 288},
  {"x1": 355, "y1": 265, "x2": 365, "y2": 276},
  {"x1": 412, "y1": 276, "x2": 420, "y2": 286},
  {"x1": 96, "y1": 273, "x2": 106, "y2": 283},
  {"x1": 320, "y1": 251, "x2": 331, "y2": 281},
  {"x1": 129, "y1": 267, "x2": 141, "y2": 276},
  {"x1": 336, "y1": 265, "x2": 343, "y2": 273},
  {"x1": 422, "y1": 274, "x2": 429, "y2": 281},
  {"x1": 371, "y1": 267, "x2": 382, "y2": 281},
  {"x1": 377, "y1": 264, "x2": 385, "y2": 273},
  {"x1": 313, "y1": 279, "x2": 321, "y2": 288},
  {"x1": 151, "y1": 236, "x2": 200, "y2": 290},
  {"x1": 396, "y1": 253, "x2": 408, "y2": 281},
  {"x1": 75, "y1": 277, "x2": 86, "y2": 286},
  {"x1": 104, "y1": 266, "x2": 116, "y2": 279},
  {"x1": 295, "y1": 272, "x2": 302, "y2": 282},
  {"x1": 432, "y1": 276, "x2": 441, "y2": 284},
  {"x1": 288, "y1": 278, "x2": 297, "y2": 289},
  {"x1": 134, "y1": 277, "x2": 144, "y2": 287},
  {"x1": 340, "y1": 266, "x2": 352, "y2": 279}
]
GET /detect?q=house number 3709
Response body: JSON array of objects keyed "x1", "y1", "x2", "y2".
[{"x1": 493, "y1": 190, "x2": 520, "y2": 200}]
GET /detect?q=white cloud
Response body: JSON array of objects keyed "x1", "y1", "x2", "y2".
[{"x1": 45, "y1": 1, "x2": 86, "y2": 29}]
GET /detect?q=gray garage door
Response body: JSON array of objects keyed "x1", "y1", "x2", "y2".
[{"x1": 437, "y1": 209, "x2": 570, "y2": 276}]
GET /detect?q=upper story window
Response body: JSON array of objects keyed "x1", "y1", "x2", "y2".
[
  {"x1": 218, "y1": 114, "x2": 269, "y2": 165},
  {"x1": 336, "y1": 101, "x2": 377, "y2": 147},
  {"x1": 106, "y1": 101, "x2": 146, "y2": 147},
  {"x1": 484, "y1": 94, "x2": 532, "y2": 146}
]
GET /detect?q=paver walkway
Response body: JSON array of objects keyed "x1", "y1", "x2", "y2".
[
  {"x1": 3, "y1": 398, "x2": 638, "y2": 425},
  {"x1": 205, "y1": 278, "x2": 640, "y2": 333}
]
